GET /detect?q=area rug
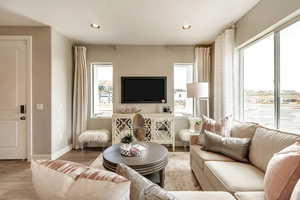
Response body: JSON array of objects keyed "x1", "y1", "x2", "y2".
[{"x1": 90, "y1": 152, "x2": 200, "y2": 191}]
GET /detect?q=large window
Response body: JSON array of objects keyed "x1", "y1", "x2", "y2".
[
  {"x1": 174, "y1": 63, "x2": 193, "y2": 116},
  {"x1": 91, "y1": 63, "x2": 113, "y2": 117},
  {"x1": 242, "y1": 34, "x2": 275, "y2": 127},
  {"x1": 279, "y1": 20, "x2": 300, "y2": 132},
  {"x1": 240, "y1": 19, "x2": 300, "y2": 133}
]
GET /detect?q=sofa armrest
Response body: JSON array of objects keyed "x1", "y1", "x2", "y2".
[
  {"x1": 190, "y1": 134, "x2": 204, "y2": 145},
  {"x1": 190, "y1": 135, "x2": 200, "y2": 145}
]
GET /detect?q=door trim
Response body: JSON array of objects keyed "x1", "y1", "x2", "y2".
[{"x1": 0, "y1": 36, "x2": 32, "y2": 161}]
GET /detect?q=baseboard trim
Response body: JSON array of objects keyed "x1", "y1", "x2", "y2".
[{"x1": 52, "y1": 145, "x2": 72, "y2": 160}]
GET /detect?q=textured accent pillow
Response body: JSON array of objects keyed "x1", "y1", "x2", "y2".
[
  {"x1": 202, "y1": 131, "x2": 251, "y2": 162},
  {"x1": 264, "y1": 142, "x2": 300, "y2": 200},
  {"x1": 116, "y1": 163, "x2": 175, "y2": 200},
  {"x1": 290, "y1": 179, "x2": 300, "y2": 200},
  {"x1": 230, "y1": 120, "x2": 259, "y2": 139},
  {"x1": 31, "y1": 160, "x2": 88, "y2": 200},
  {"x1": 201, "y1": 115, "x2": 232, "y2": 137},
  {"x1": 66, "y1": 167, "x2": 130, "y2": 200}
]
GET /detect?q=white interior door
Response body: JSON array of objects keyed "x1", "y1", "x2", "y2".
[{"x1": 0, "y1": 39, "x2": 28, "y2": 159}]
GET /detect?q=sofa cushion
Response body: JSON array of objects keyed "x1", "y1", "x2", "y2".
[
  {"x1": 234, "y1": 192, "x2": 265, "y2": 200},
  {"x1": 249, "y1": 127, "x2": 299, "y2": 172},
  {"x1": 170, "y1": 191, "x2": 236, "y2": 200},
  {"x1": 230, "y1": 121, "x2": 258, "y2": 139},
  {"x1": 204, "y1": 161, "x2": 264, "y2": 194},
  {"x1": 190, "y1": 145, "x2": 233, "y2": 170}
]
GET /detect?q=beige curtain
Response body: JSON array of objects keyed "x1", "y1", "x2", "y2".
[
  {"x1": 72, "y1": 46, "x2": 88, "y2": 149},
  {"x1": 213, "y1": 29, "x2": 235, "y2": 120},
  {"x1": 195, "y1": 47, "x2": 211, "y2": 117}
]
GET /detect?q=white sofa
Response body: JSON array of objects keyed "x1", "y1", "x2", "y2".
[{"x1": 190, "y1": 122, "x2": 300, "y2": 200}]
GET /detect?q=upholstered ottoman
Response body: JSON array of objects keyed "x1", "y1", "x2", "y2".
[{"x1": 78, "y1": 129, "x2": 111, "y2": 150}]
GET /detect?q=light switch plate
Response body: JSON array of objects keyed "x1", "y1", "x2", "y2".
[{"x1": 36, "y1": 104, "x2": 44, "y2": 110}]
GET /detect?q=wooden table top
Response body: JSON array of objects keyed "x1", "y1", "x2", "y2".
[{"x1": 103, "y1": 142, "x2": 168, "y2": 175}]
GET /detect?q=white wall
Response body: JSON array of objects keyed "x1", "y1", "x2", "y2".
[
  {"x1": 86, "y1": 45, "x2": 194, "y2": 143},
  {"x1": 51, "y1": 30, "x2": 73, "y2": 157},
  {"x1": 236, "y1": 0, "x2": 300, "y2": 47}
]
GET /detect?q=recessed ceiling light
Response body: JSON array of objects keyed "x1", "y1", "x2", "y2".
[
  {"x1": 182, "y1": 24, "x2": 192, "y2": 30},
  {"x1": 90, "y1": 23, "x2": 100, "y2": 29}
]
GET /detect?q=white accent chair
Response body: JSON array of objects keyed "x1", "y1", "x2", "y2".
[{"x1": 78, "y1": 129, "x2": 111, "y2": 150}]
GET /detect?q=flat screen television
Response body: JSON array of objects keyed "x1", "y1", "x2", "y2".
[{"x1": 121, "y1": 76, "x2": 167, "y2": 103}]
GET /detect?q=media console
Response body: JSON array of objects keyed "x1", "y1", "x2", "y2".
[{"x1": 112, "y1": 113, "x2": 175, "y2": 152}]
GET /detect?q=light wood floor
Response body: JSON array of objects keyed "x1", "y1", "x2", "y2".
[
  {"x1": 0, "y1": 147, "x2": 193, "y2": 200},
  {"x1": 0, "y1": 150, "x2": 100, "y2": 200}
]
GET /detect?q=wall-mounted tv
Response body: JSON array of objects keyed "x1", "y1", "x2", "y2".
[{"x1": 121, "y1": 76, "x2": 167, "y2": 103}]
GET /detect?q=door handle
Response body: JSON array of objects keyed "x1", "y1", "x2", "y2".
[{"x1": 20, "y1": 116, "x2": 26, "y2": 120}]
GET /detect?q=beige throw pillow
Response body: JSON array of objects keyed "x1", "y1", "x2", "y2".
[
  {"x1": 66, "y1": 167, "x2": 130, "y2": 200},
  {"x1": 202, "y1": 131, "x2": 251, "y2": 162},
  {"x1": 31, "y1": 160, "x2": 88, "y2": 200}
]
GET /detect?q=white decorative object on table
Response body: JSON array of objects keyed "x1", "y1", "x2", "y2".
[{"x1": 120, "y1": 143, "x2": 147, "y2": 157}]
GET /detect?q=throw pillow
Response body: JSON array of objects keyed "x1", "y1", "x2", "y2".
[
  {"x1": 116, "y1": 163, "x2": 176, "y2": 200},
  {"x1": 264, "y1": 142, "x2": 300, "y2": 200},
  {"x1": 66, "y1": 167, "x2": 130, "y2": 200},
  {"x1": 201, "y1": 115, "x2": 232, "y2": 137},
  {"x1": 202, "y1": 131, "x2": 251, "y2": 162},
  {"x1": 290, "y1": 179, "x2": 300, "y2": 200},
  {"x1": 230, "y1": 120, "x2": 259, "y2": 138},
  {"x1": 31, "y1": 160, "x2": 88, "y2": 200}
]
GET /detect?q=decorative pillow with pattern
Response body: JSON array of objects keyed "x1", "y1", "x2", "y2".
[
  {"x1": 116, "y1": 163, "x2": 175, "y2": 200},
  {"x1": 201, "y1": 115, "x2": 232, "y2": 137},
  {"x1": 31, "y1": 160, "x2": 88, "y2": 200},
  {"x1": 66, "y1": 168, "x2": 130, "y2": 200}
]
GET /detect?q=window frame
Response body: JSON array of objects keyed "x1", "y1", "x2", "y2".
[
  {"x1": 90, "y1": 62, "x2": 113, "y2": 119},
  {"x1": 173, "y1": 63, "x2": 195, "y2": 117},
  {"x1": 239, "y1": 16, "x2": 300, "y2": 132}
]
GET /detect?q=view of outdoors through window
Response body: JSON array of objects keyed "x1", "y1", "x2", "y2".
[
  {"x1": 174, "y1": 64, "x2": 193, "y2": 116},
  {"x1": 243, "y1": 34, "x2": 275, "y2": 127},
  {"x1": 92, "y1": 64, "x2": 113, "y2": 117},
  {"x1": 279, "y1": 20, "x2": 300, "y2": 132},
  {"x1": 243, "y1": 20, "x2": 300, "y2": 133}
]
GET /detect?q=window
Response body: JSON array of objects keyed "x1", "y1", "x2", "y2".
[
  {"x1": 242, "y1": 34, "x2": 275, "y2": 127},
  {"x1": 174, "y1": 64, "x2": 193, "y2": 116},
  {"x1": 279, "y1": 20, "x2": 300, "y2": 132},
  {"x1": 240, "y1": 19, "x2": 300, "y2": 133},
  {"x1": 91, "y1": 63, "x2": 113, "y2": 117}
]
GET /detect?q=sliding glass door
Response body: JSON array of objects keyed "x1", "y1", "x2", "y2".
[
  {"x1": 240, "y1": 18, "x2": 300, "y2": 133},
  {"x1": 279, "y1": 20, "x2": 300, "y2": 132}
]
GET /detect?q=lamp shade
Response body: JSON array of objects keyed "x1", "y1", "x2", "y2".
[{"x1": 187, "y1": 82, "x2": 209, "y2": 98}]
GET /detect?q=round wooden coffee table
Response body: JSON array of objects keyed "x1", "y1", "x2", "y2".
[{"x1": 103, "y1": 142, "x2": 168, "y2": 187}]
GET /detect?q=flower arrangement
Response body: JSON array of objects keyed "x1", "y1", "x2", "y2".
[{"x1": 121, "y1": 133, "x2": 133, "y2": 144}]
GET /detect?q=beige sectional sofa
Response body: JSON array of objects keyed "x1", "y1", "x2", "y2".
[{"x1": 190, "y1": 122, "x2": 300, "y2": 200}]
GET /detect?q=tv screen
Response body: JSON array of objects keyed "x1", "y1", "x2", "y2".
[{"x1": 121, "y1": 76, "x2": 167, "y2": 103}]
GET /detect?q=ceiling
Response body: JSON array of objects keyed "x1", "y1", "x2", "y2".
[{"x1": 0, "y1": 0, "x2": 260, "y2": 45}]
